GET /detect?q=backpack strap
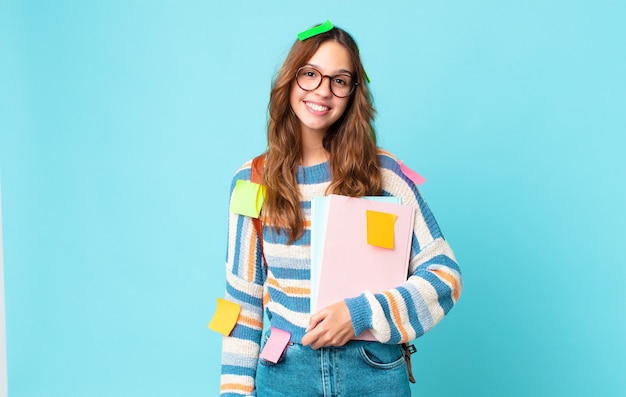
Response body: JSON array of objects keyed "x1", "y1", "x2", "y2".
[
  {"x1": 250, "y1": 155, "x2": 267, "y2": 273},
  {"x1": 402, "y1": 343, "x2": 417, "y2": 383}
]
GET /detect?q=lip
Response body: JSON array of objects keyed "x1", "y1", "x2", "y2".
[{"x1": 304, "y1": 100, "x2": 331, "y2": 114}]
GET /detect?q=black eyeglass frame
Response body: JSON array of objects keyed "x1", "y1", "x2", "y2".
[{"x1": 294, "y1": 66, "x2": 359, "y2": 98}]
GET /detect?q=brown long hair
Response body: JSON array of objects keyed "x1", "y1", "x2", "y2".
[{"x1": 262, "y1": 25, "x2": 382, "y2": 243}]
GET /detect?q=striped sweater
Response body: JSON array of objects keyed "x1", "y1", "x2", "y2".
[{"x1": 220, "y1": 150, "x2": 462, "y2": 397}]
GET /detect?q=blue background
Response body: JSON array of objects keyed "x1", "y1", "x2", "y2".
[{"x1": 1, "y1": 1, "x2": 625, "y2": 396}]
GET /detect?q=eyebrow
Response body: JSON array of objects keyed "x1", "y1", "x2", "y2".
[{"x1": 305, "y1": 63, "x2": 354, "y2": 75}]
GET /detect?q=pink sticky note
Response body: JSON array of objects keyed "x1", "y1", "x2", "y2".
[
  {"x1": 259, "y1": 327, "x2": 291, "y2": 363},
  {"x1": 399, "y1": 160, "x2": 426, "y2": 186}
]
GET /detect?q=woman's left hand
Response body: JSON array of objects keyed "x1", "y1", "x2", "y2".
[{"x1": 302, "y1": 301, "x2": 355, "y2": 349}]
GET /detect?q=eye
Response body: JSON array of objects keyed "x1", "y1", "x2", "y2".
[
  {"x1": 333, "y1": 74, "x2": 352, "y2": 86},
  {"x1": 301, "y1": 68, "x2": 320, "y2": 79}
]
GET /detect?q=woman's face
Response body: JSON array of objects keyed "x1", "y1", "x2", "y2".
[{"x1": 290, "y1": 40, "x2": 353, "y2": 138}]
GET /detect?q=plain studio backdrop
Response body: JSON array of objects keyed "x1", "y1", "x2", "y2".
[{"x1": 1, "y1": 1, "x2": 625, "y2": 396}]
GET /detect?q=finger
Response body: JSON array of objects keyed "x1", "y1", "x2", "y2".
[
  {"x1": 310, "y1": 332, "x2": 327, "y2": 350},
  {"x1": 301, "y1": 330, "x2": 313, "y2": 346},
  {"x1": 302, "y1": 325, "x2": 322, "y2": 346},
  {"x1": 306, "y1": 310, "x2": 326, "y2": 331}
]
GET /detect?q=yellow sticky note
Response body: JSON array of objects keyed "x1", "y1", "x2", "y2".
[
  {"x1": 207, "y1": 298, "x2": 241, "y2": 336},
  {"x1": 366, "y1": 210, "x2": 397, "y2": 249},
  {"x1": 229, "y1": 179, "x2": 266, "y2": 218}
]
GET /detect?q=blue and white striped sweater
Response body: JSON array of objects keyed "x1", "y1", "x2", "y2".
[{"x1": 220, "y1": 149, "x2": 462, "y2": 396}]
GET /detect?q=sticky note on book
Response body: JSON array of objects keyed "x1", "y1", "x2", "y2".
[
  {"x1": 260, "y1": 327, "x2": 291, "y2": 363},
  {"x1": 207, "y1": 298, "x2": 241, "y2": 336},
  {"x1": 399, "y1": 161, "x2": 426, "y2": 186},
  {"x1": 229, "y1": 179, "x2": 265, "y2": 218},
  {"x1": 366, "y1": 210, "x2": 397, "y2": 249}
]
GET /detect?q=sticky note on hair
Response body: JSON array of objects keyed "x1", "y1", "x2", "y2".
[
  {"x1": 260, "y1": 327, "x2": 291, "y2": 363},
  {"x1": 207, "y1": 298, "x2": 241, "y2": 336},
  {"x1": 399, "y1": 161, "x2": 426, "y2": 186},
  {"x1": 366, "y1": 210, "x2": 397, "y2": 249},
  {"x1": 297, "y1": 20, "x2": 334, "y2": 41},
  {"x1": 229, "y1": 179, "x2": 266, "y2": 218}
]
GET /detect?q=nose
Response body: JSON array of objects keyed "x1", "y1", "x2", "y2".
[{"x1": 315, "y1": 75, "x2": 333, "y2": 97}]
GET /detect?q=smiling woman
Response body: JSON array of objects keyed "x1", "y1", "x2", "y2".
[
  {"x1": 3, "y1": 1, "x2": 625, "y2": 396},
  {"x1": 218, "y1": 22, "x2": 462, "y2": 397}
]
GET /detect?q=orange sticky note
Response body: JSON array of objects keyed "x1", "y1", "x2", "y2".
[
  {"x1": 366, "y1": 210, "x2": 397, "y2": 249},
  {"x1": 207, "y1": 298, "x2": 241, "y2": 336},
  {"x1": 399, "y1": 160, "x2": 426, "y2": 186},
  {"x1": 229, "y1": 179, "x2": 266, "y2": 218}
]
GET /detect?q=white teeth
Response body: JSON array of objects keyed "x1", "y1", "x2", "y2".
[{"x1": 306, "y1": 102, "x2": 329, "y2": 112}]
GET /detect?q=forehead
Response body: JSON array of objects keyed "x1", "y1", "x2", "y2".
[{"x1": 305, "y1": 41, "x2": 353, "y2": 74}]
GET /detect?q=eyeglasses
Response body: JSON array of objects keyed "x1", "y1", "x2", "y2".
[{"x1": 295, "y1": 66, "x2": 358, "y2": 98}]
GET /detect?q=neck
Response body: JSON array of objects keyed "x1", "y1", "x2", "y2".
[
  {"x1": 300, "y1": 128, "x2": 329, "y2": 166},
  {"x1": 301, "y1": 146, "x2": 329, "y2": 167}
]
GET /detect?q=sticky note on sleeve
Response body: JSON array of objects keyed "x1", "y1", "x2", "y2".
[
  {"x1": 229, "y1": 179, "x2": 266, "y2": 218},
  {"x1": 207, "y1": 298, "x2": 241, "y2": 336},
  {"x1": 259, "y1": 327, "x2": 291, "y2": 363},
  {"x1": 399, "y1": 161, "x2": 426, "y2": 186},
  {"x1": 366, "y1": 210, "x2": 397, "y2": 249}
]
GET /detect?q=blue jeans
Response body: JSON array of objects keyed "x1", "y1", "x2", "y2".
[{"x1": 256, "y1": 332, "x2": 411, "y2": 396}]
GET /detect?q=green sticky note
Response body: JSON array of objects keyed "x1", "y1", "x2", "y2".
[
  {"x1": 366, "y1": 209, "x2": 397, "y2": 249},
  {"x1": 297, "y1": 20, "x2": 334, "y2": 41},
  {"x1": 229, "y1": 179, "x2": 266, "y2": 218}
]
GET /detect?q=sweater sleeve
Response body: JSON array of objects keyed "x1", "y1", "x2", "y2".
[
  {"x1": 344, "y1": 157, "x2": 463, "y2": 343},
  {"x1": 220, "y1": 166, "x2": 265, "y2": 397}
]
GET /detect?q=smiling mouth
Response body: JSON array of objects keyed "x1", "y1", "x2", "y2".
[{"x1": 305, "y1": 102, "x2": 330, "y2": 112}]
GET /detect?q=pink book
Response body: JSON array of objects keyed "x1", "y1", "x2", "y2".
[{"x1": 312, "y1": 195, "x2": 416, "y2": 341}]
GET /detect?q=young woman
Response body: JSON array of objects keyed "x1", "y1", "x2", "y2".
[{"x1": 220, "y1": 23, "x2": 462, "y2": 397}]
